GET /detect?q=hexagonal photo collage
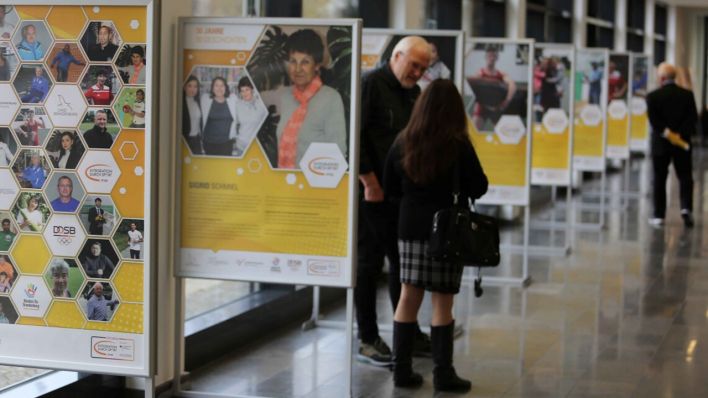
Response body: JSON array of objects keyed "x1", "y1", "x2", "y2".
[
  {"x1": 181, "y1": 24, "x2": 353, "y2": 176},
  {"x1": 0, "y1": 5, "x2": 146, "y2": 328}
]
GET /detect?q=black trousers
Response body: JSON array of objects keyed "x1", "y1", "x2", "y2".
[
  {"x1": 130, "y1": 249, "x2": 140, "y2": 259},
  {"x1": 652, "y1": 148, "x2": 693, "y2": 219},
  {"x1": 355, "y1": 200, "x2": 402, "y2": 343}
]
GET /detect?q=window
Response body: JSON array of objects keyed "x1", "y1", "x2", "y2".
[
  {"x1": 525, "y1": 0, "x2": 573, "y2": 43},
  {"x1": 588, "y1": 0, "x2": 615, "y2": 22},
  {"x1": 587, "y1": 24, "x2": 614, "y2": 48},
  {"x1": 654, "y1": 3, "x2": 667, "y2": 66},
  {"x1": 472, "y1": 0, "x2": 507, "y2": 38},
  {"x1": 625, "y1": 0, "x2": 645, "y2": 52}
]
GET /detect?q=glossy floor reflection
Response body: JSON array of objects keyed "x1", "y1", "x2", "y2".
[{"x1": 188, "y1": 152, "x2": 707, "y2": 397}]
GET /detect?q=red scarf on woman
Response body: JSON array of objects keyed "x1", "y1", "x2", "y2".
[{"x1": 278, "y1": 76, "x2": 322, "y2": 168}]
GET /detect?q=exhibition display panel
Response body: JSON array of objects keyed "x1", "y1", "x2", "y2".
[
  {"x1": 606, "y1": 52, "x2": 632, "y2": 160},
  {"x1": 0, "y1": 1, "x2": 154, "y2": 380},
  {"x1": 630, "y1": 53, "x2": 650, "y2": 153},
  {"x1": 573, "y1": 48, "x2": 608, "y2": 172}
]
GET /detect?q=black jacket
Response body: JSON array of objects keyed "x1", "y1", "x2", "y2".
[
  {"x1": 646, "y1": 82, "x2": 697, "y2": 156},
  {"x1": 384, "y1": 140, "x2": 488, "y2": 240},
  {"x1": 359, "y1": 63, "x2": 420, "y2": 180}
]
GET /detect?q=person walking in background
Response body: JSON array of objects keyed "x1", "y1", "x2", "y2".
[
  {"x1": 384, "y1": 79, "x2": 488, "y2": 391},
  {"x1": 647, "y1": 62, "x2": 698, "y2": 228},
  {"x1": 356, "y1": 36, "x2": 432, "y2": 367}
]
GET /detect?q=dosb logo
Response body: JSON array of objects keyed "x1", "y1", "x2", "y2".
[
  {"x1": 53, "y1": 225, "x2": 77, "y2": 246},
  {"x1": 53, "y1": 225, "x2": 77, "y2": 235}
]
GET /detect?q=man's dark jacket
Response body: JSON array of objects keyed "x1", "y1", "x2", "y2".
[{"x1": 646, "y1": 82, "x2": 697, "y2": 156}]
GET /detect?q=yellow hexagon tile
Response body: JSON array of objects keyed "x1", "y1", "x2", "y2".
[
  {"x1": 16, "y1": 316, "x2": 47, "y2": 326},
  {"x1": 86, "y1": 303, "x2": 142, "y2": 334},
  {"x1": 83, "y1": 6, "x2": 146, "y2": 42},
  {"x1": 111, "y1": 130, "x2": 144, "y2": 218},
  {"x1": 11, "y1": 235, "x2": 51, "y2": 275},
  {"x1": 15, "y1": 6, "x2": 51, "y2": 19},
  {"x1": 112, "y1": 262, "x2": 143, "y2": 303},
  {"x1": 46, "y1": 6, "x2": 87, "y2": 40},
  {"x1": 45, "y1": 301, "x2": 86, "y2": 329}
]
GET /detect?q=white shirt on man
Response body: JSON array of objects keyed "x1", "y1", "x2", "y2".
[{"x1": 128, "y1": 229, "x2": 143, "y2": 251}]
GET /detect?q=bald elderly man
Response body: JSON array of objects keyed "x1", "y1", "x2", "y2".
[
  {"x1": 356, "y1": 36, "x2": 432, "y2": 366},
  {"x1": 647, "y1": 62, "x2": 697, "y2": 228}
]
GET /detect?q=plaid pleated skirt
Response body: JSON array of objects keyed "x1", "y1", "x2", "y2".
[{"x1": 398, "y1": 239, "x2": 465, "y2": 294}]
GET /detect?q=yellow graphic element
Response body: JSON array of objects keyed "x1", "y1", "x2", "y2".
[
  {"x1": 15, "y1": 6, "x2": 51, "y2": 19},
  {"x1": 86, "y1": 303, "x2": 143, "y2": 334},
  {"x1": 631, "y1": 113, "x2": 648, "y2": 141},
  {"x1": 46, "y1": 6, "x2": 87, "y2": 39},
  {"x1": 183, "y1": 50, "x2": 251, "y2": 80},
  {"x1": 11, "y1": 235, "x2": 51, "y2": 275},
  {"x1": 82, "y1": 6, "x2": 146, "y2": 43},
  {"x1": 468, "y1": 120, "x2": 526, "y2": 186},
  {"x1": 111, "y1": 130, "x2": 144, "y2": 218},
  {"x1": 45, "y1": 301, "x2": 86, "y2": 329},
  {"x1": 663, "y1": 129, "x2": 690, "y2": 151},
  {"x1": 17, "y1": 316, "x2": 46, "y2": 326},
  {"x1": 119, "y1": 141, "x2": 139, "y2": 160},
  {"x1": 573, "y1": 121, "x2": 603, "y2": 157},
  {"x1": 607, "y1": 116, "x2": 629, "y2": 147},
  {"x1": 531, "y1": 124, "x2": 570, "y2": 169},
  {"x1": 181, "y1": 143, "x2": 349, "y2": 256},
  {"x1": 361, "y1": 54, "x2": 380, "y2": 70},
  {"x1": 113, "y1": 262, "x2": 143, "y2": 303}
]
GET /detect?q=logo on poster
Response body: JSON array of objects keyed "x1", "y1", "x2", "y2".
[
  {"x1": 308, "y1": 157, "x2": 340, "y2": 177},
  {"x1": 494, "y1": 115, "x2": 526, "y2": 144},
  {"x1": 91, "y1": 336, "x2": 135, "y2": 361},
  {"x1": 541, "y1": 109, "x2": 569, "y2": 134},
  {"x1": 23, "y1": 283, "x2": 40, "y2": 310},
  {"x1": 53, "y1": 225, "x2": 77, "y2": 245},
  {"x1": 630, "y1": 97, "x2": 647, "y2": 115},
  {"x1": 45, "y1": 85, "x2": 87, "y2": 127},
  {"x1": 580, "y1": 105, "x2": 603, "y2": 126},
  {"x1": 608, "y1": 100, "x2": 628, "y2": 119},
  {"x1": 307, "y1": 260, "x2": 341, "y2": 277},
  {"x1": 299, "y1": 143, "x2": 348, "y2": 189},
  {"x1": 85, "y1": 164, "x2": 115, "y2": 183}
]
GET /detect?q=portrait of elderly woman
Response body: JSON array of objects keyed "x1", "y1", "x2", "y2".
[
  {"x1": 46, "y1": 259, "x2": 74, "y2": 298},
  {"x1": 250, "y1": 27, "x2": 350, "y2": 169}
]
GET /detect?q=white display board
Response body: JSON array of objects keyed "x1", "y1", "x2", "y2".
[
  {"x1": 175, "y1": 18, "x2": 361, "y2": 288},
  {"x1": 361, "y1": 28, "x2": 464, "y2": 91},
  {"x1": 573, "y1": 48, "x2": 608, "y2": 172},
  {"x1": 606, "y1": 52, "x2": 632, "y2": 159},
  {"x1": 463, "y1": 38, "x2": 533, "y2": 206},
  {"x1": 0, "y1": 0, "x2": 154, "y2": 377},
  {"x1": 530, "y1": 43, "x2": 575, "y2": 186},
  {"x1": 629, "y1": 53, "x2": 650, "y2": 153}
]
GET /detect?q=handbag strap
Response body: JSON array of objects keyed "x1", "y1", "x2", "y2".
[{"x1": 452, "y1": 157, "x2": 460, "y2": 205}]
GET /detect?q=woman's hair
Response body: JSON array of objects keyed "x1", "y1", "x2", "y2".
[
  {"x1": 285, "y1": 29, "x2": 324, "y2": 65},
  {"x1": 60, "y1": 130, "x2": 74, "y2": 142},
  {"x1": 59, "y1": 131, "x2": 76, "y2": 156},
  {"x1": 136, "y1": 88, "x2": 145, "y2": 97},
  {"x1": 184, "y1": 75, "x2": 199, "y2": 98},
  {"x1": 237, "y1": 76, "x2": 252, "y2": 90},
  {"x1": 399, "y1": 79, "x2": 469, "y2": 185},
  {"x1": 130, "y1": 45, "x2": 145, "y2": 59},
  {"x1": 209, "y1": 76, "x2": 230, "y2": 98},
  {"x1": 49, "y1": 259, "x2": 69, "y2": 275},
  {"x1": 28, "y1": 196, "x2": 38, "y2": 205}
]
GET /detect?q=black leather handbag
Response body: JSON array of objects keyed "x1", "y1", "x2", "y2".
[{"x1": 426, "y1": 162, "x2": 500, "y2": 267}]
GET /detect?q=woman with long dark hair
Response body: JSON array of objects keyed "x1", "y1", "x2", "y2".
[
  {"x1": 182, "y1": 75, "x2": 203, "y2": 154},
  {"x1": 52, "y1": 131, "x2": 83, "y2": 169},
  {"x1": 384, "y1": 79, "x2": 488, "y2": 392}
]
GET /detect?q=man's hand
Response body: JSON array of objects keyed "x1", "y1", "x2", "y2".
[{"x1": 359, "y1": 172, "x2": 384, "y2": 202}]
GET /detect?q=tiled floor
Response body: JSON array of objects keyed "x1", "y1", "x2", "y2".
[{"x1": 187, "y1": 152, "x2": 707, "y2": 397}]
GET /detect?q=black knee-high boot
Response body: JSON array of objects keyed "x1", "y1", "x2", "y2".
[
  {"x1": 431, "y1": 320, "x2": 471, "y2": 392},
  {"x1": 393, "y1": 321, "x2": 423, "y2": 388}
]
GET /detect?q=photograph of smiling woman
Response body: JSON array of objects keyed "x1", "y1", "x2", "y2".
[{"x1": 257, "y1": 28, "x2": 347, "y2": 169}]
